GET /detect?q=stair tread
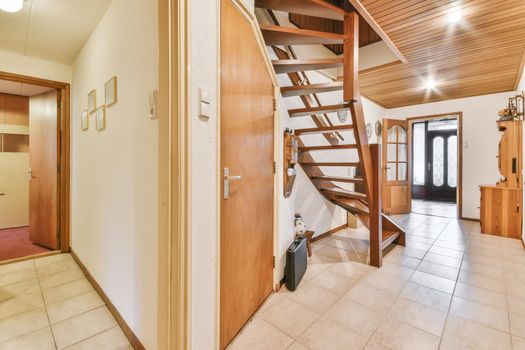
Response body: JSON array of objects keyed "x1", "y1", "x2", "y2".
[
  {"x1": 260, "y1": 25, "x2": 345, "y2": 45},
  {"x1": 320, "y1": 187, "x2": 367, "y2": 200},
  {"x1": 299, "y1": 144, "x2": 356, "y2": 151},
  {"x1": 301, "y1": 161, "x2": 360, "y2": 167},
  {"x1": 331, "y1": 197, "x2": 369, "y2": 214},
  {"x1": 281, "y1": 82, "x2": 343, "y2": 97},
  {"x1": 289, "y1": 103, "x2": 350, "y2": 118},
  {"x1": 272, "y1": 58, "x2": 343, "y2": 74},
  {"x1": 311, "y1": 176, "x2": 363, "y2": 183},
  {"x1": 382, "y1": 230, "x2": 400, "y2": 249},
  {"x1": 255, "y1": 0, "x2": 347, "y2": 20},
  {"x1": 295, "y1": 124, "x2": 353, "y2": 135}
]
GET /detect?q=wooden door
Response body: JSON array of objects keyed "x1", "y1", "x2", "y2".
[
  {"x1": 220, "y1": 0, "x2": 275, "y2": 348},
  {"x1": 425, "y1": 129, "x2": 457, "y2": 201},
  {"x1": 29, "y1": 90, "x2": 59, "y2": 249},
  {"x1": 382, "y1": 119, "x2": 410, "y2": 215}
]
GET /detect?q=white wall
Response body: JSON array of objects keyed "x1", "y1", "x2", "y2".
[
  {"x1": 0, "y1": 50, "x2": 72, "y2": 83},
  {"x1": 517, "y1": 73, "x2": 525, "y2": 244},
  {"x1": 70, "y1": 0, "x2": 159, "y2": 348},
  {"x1": 387, "y1": 91, "x2": 519, "y2": 219},
  {"x1": 0, "y1": 124, "x2": 29, "y2": 229}
]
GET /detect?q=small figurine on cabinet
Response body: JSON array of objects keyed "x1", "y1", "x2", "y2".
[{"x1": 294, "y1": 213, "x2": 307, "y2": 237}]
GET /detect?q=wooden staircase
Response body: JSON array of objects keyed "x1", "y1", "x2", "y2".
[{"x1": 255, "y1": 0, "x2": 405, "y2": 267}]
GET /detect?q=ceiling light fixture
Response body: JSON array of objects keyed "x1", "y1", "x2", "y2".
[
  {"x1": 424, "y1": 77, "x2": 436, "y2": 90},
  {"x1": 0, "y1": 0, "x2": 24, "y2": 13},
  {"x1": 448, "y1": 7, "x2": 463, "y2": 24}
]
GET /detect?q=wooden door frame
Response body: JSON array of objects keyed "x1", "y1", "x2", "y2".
[
  {"x1": 217, "y1": 0, "x2": 279, "y2": 347},
  {"x1": 0, "y1": 71, "x2": 70, "y2": 253},
  {"x1": 407, "y1": 112, "x2": 463, "y2": 219}
]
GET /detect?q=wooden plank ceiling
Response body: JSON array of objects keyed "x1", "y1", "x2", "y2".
[{"x1": 356, "y1": 0, "x2": 525, "y2": 108}]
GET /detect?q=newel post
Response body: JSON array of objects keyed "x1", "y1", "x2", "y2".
[
  {"x1": 369, "y1": 144, "x2": 382, "y2": 267},
  {"x1": 343, "y1": 11, "x2": 359, "y2": 102}
]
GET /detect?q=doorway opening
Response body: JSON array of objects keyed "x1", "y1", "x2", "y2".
[
  {"x1": 408, "y1": 113, "x2": 462, "y2": 219},
  {"x1": 0, "y1": 72, "x2": 70, "y2": 263}
]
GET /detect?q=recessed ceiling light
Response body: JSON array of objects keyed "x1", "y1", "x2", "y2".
[
  {"x1": 0, "y1": 0, "x2": 24, "y2": 13},
  {"x1": 424, "y1": 77, "x2": 436, "y2": 90},
  {"x1": 448, "y1": 7, "x2": 463, "y2": 24}
]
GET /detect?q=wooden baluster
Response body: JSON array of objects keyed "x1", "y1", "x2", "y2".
[
  {"x1": 369, "y1": 144, "x2": 382, "y2": 267},
  {"x1": 343, "y1": 12, "x2": 359, "y2": 102}
]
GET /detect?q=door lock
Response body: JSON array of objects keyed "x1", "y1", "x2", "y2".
[
  {"x1": 26, "y1": 167, "x2": 34, "y2": 181},
  {"x1": 223, "y1": 168, "x2": 242, "y2": 199}
]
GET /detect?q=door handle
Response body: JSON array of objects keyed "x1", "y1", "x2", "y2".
[
  {"x1": 26, "y1": 167, "x2": 34, "y2": 180},
  {"x1": 223, "y1": 168, "x2": 242, "y2": 199},
  {"x1": 427, "y1": 163, "x2": 431, "y2": 171}
]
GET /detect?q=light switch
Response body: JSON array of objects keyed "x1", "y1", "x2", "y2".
[
  {"x1": 149, "y1": 90, "x2": 158, "y2": 119},
  {"x1": 199, "y1": 87, "x2": 211, "y2": 119},
  {"x1": 463, "y1": 139, "x2": 468, "y2": 149}
]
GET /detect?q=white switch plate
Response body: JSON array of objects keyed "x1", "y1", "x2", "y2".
[
  {"x1": 149, "y1": 90, "x2": 158, "y2": 119},
  {"x1": 199, "y1": 87, "x2": 211, "y2": 119}
]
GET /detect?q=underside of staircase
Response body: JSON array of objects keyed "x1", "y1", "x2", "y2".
[{"x1": 255, "y1": 0, "x2": 406, "y2": 267}]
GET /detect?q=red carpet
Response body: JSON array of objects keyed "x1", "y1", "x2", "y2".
[{"x1": 0, "y1": 227, "x2": 51, "y2": 262}]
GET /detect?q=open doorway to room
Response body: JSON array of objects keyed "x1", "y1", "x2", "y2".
[
  {"x1": 0, "y1": 73, "x2": 70, "y2": 263},
  {"x1": 408, "y1": 113, "x2": 463, "y2": 219}
]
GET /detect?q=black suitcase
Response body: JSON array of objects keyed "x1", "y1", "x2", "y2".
[{"x1": 285, "y1": 236, "x2": 307, "y2": 291}]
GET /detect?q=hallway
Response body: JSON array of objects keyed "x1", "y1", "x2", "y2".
[
  {"x1": 227, "y1": 214, "x2": 525, "y2": 350},
  {"x1": 0, "y1": 254, "x2": 131, "y2": 349}
]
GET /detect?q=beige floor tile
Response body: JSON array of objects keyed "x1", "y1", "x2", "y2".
[
  {"x1": 314, "y1": 246, "x2": 359, "y2": 263},
  {"x1": 36, "y1": 259, "x2": 79, "y2": 277},
  {"x1": 52, "y1": 306, "x2": 117, "y2": 349},
  {"x1": 259, "y1": 298, "x2": 320, "y2": 338},
  {"x1": 508, "y1": 295, "x2": 525, "y2": 317},
  {"x1": 298, "y1": 317, "x2": 367, "y2": 350},
  {"x1": 325, "y1": 298, "x2": 382, "y2": 337},
  {"x1": 428, "y1": 246, "x2": 464, "y2": 259},
  {"x1": 0, "y1": 268, "x2": 37, "y2": 288},
  {"x1": 463, "y1": 253, "x2": 504, "y2": 268},
  {"x1": 407, "y1": 235, "x2": 435, "y2": 245},
  {"x1": 0, "y1": 307, "x2": 49, "y2": 343},
  {"x1": 438, "y1": 339, "x2": 471, "y2": 350},
  {"x1": 389, "y1": 298, "x2": 447, "y2": 336},
  {"x1": 392, "y1": 246, "x2": 427, "y2": 260},
  {"x1": 258, "y1": 291, "x2": 288, "y2": 313},
  {"x1": 0, "y1": 291, "x2": 44, "y2": 321},
  {"x1": 47, "y1": 290, "x2": 105, "y2": 324},
  {"x1": 0, "y1": 326, "x2": 55, "y2": 350},
  {"x1": 39, "y1": 268, "x2": 85, "y2": 290},
  {"x1": 379, "y1": 263, "x2": 414, "y2": 281},
  {"x1": 400, "y1": 282, "x2": 452, "y2": 312},
  {"x1": 42, "y1": 278, "x2": 94, "y2": 305},
  {"x1": 432, "y1": 240, "x2": 466, "y2": 251},
  {"x1": 457, "y1": 269, "x2": 505, "y2": 293},
  {"x1": 302, "y1": 263, "x2": 330, "y2": 281},
  {"x1": 34, "y1": 254, "x2": 74, "y2": 268},
  {"x1": 362, "y1": 271, "x2": 407, "y2": 295},
  {"x1": 423, "y1": 253, "x2": 462, "y2": 269},
  {"x1": 287, "y1": 282, "x2": 340, "y2": 313},
  {"x1": 0, "y1": 279, "x2": 40, "y2": 303},
  {"x1": 512, "y1": 336, "x2": 525, "y2": 350},
  {"x1": 510, "y1": 313, "x2": 525, "y2": 339},
  {"x1": 383, "y1": 253, "x2": 421, "y2": 269},
  {"x1": 405, "y1": 241, "x2": 432, "y2": 251},
  {"x1": 363, "y1": 341, "x2": 389, "y2": 350},
  {"x1": 286, "y1": 342, "x2": 309, "y2": 350},
  {"x1": 410, "y1": 271, "x2": 456, "y2": 294},
  {"x1": 344, "y1": 282, "x2": 396, "y2": 314},
  {"x1": 0, "y1": 261, "x2": 34, "y2": 276},
  {"x1": 329, "y1": 261, "x2": 375, "y2": 280},
  {"x1": 460, "y1": 260, "x2": 503, "y2": 279},
  {"x1": 227, "y1": 318, "x2": 293, "y2": 350},
  {"x1": 64, "y1": 325, "x2": 132, "y2": 350},
  {"x1": 310, "y1": 270, "x2": 356, "y2": 296},
  {"x1": 449, "y1": 296, "x2": 509, "y2": 332},
  {"x1": 443, "y1": 315, "x2": 511, "y2": 350},
  {"x1": 454, "y1": 282, "x2": 507, "y2": 310},
  {"x1": 371, "y1": 315, "x2": 440, "y2": 350},
  {"x1": 417, "y1": 261, "x2": 459, "y2": 281}
]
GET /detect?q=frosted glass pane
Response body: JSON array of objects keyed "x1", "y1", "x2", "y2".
[
  {"x1": 387, "y1": 125, "x2": 397, "y2": 142},
  {"x1": 448, "y1": 136, "x2": 457, "y2": 187},
  {"x1": 387, "y1": 163, "x2": 396, "y2": 181},
  {"x1": 398, "y1": 163, "x2": 407, "y2": 181},
  {"x1": 433, "y1": 137, "x2": 444, "y2": 186},
  {"x1": 413, "y1": 123, "x2": 425, "y2": 185},
  {"x1": 398, "y1": 144, "x2": 407, "y2": 162},
  {"x1": 428, "y1": 119, "x2": 457, "y2": 131},
  {"x1": 398, "y1": 127, "x2": 407, "y2": 143},
  {"x1": 387, "y1": 144, "x2": 397, "y2": 162}
]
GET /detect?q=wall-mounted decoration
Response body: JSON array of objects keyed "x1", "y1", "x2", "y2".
[
  {"x1": 96, "y1": 105, "x2": 106, "y2": 131},
  {"x1": 337, "y1": 108, "x2": 349, "y2": 123},
  {"x1": 516, "y1": 91, "x2": 524, "y2": 118},
  {"x1": 81, "y1": 110, "x2": 89, "y2": 131},
  {"x1": 105, "y1": 76, "x2": 117, "y2": 107},
  {"x1": 366, "y1": 122, "x2": 372, "y2": 140},
  {"x1": 88, "y1": 90, "x2": 97, "y2": 114},
  {"x1": 375, "y1": 120, "x2": 382, "y2": 137},
  {"x1": 283, "y1": 129, "x2": 298, "y2": 198}
]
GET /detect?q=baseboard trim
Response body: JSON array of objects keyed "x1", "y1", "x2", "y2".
[
  {"x1": 461, "y1": 216, "x2": 480, "y2": 222},
  {"x1": 70, "y1": 250, "x2": 145, "y2": 350},
  {"x1": 311, "y1": 224, "x2": 348, "y2": 242}
]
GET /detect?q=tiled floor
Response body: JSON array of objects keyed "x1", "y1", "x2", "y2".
[
  {"x1": 0, "y1": 253, "x2": 132, "y2": 349},
  {"x1": 227, "y1": 213, "x2": 525, "y2": 350},
  {"x1": 412, "y1": 199, "x2": 457, "y2": 219}
]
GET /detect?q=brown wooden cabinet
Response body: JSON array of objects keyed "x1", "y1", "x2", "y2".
[{"x1": 480, "y1": 120, "x2": 522, "y2": 239}]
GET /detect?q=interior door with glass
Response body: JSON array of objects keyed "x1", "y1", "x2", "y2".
[{"x1": 382, "y1": 119, "x2": 410, "y2": 215}]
